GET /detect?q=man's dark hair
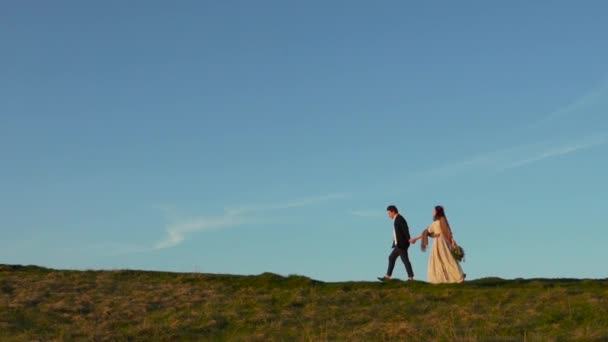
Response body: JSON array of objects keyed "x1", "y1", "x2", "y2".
[{"x1": 386, "y1": 205, "x2": 398, "y2": 213}]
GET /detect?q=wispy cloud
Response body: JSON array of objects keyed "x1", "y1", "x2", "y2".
[
  {"x1": 225, "y1": 193, "x2": 349, "y2": 217},
  {"x1": 529, "y1": 80, "x2": 608, "y2": 127},
  {"x1": 425, "y1": 133, "x2": 608, "y2": 178},
  {"x1": 504, "y1": 135, "x2": 608, "y2": 170},
  {"x1": 155, "y1": 215, "x2": 252, "y2": 249},
  {"x1": 424, "y1": 78, "x2": 608, "y2": 179},
  {"x1": 155, "y1": 193, "x2": 349, "y2": 249}
]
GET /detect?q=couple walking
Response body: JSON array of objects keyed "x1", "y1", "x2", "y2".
[{"x1": 378, "y1": 205, "x2": 465, "y2": 284}]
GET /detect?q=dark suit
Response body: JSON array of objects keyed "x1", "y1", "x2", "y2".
[{"x1": 387, "y1": 214, "x2": 414, "y2": 278}]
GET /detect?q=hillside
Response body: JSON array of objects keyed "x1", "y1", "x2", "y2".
[{"x1": 1, "y1": 264, "x2": 607, "y2": 341}]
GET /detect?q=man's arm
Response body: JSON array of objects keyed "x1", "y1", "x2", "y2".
[{"x1": 396, "y1": 216, "x2": 410, "y2": 240}]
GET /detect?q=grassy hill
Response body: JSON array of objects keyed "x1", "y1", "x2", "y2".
[{"x1": 1, "y1": 265, "x2": 607, "y2": 341}]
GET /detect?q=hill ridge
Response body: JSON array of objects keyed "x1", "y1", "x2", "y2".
[{"x1": 1, "y1": 264, "x2": 607, "y2": 340}]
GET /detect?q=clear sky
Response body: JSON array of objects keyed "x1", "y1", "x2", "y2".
[{"x1": 2, "y1": 1, "x2": 607, "y2": 282}]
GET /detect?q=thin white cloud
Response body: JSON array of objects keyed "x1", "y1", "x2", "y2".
[
  {"x1": 530, "y1": 80, "x2": 608, "y2": 127},
  {"x1": 422, "y1": 143, "x2": 525, "y2": 178},
  {"x1": 425, "y1": 134, "x2": 608, "y2": 178},
  {"x1": 155, "y1": 193, "x2": 349, "y2": 249},
  {"x1": 155, "y1": 215, "x2": 251, "y2": 249},
  {"x1": 225, "y1": 193, "x2": 349, "y2": 216},
  {"x1": 504, "y1": 135, "x2": 608, "y2": 170}
]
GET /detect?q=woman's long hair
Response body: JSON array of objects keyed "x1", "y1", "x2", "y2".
[{"x1": 434, "y1": 205, "x2": 454, "y2": 244}]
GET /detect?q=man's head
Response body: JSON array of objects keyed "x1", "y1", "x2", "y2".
[{"x1": 386, "y1": 205, "x2": 398, "y2": 219}]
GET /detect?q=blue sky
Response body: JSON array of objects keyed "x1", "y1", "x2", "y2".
[{"x1": 1, "y1": 1, "x2": 607, "y2": 281}]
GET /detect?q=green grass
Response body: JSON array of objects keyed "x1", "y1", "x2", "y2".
[{"x1": 1, "y1": 264, "x2": 607, "y2": 341}]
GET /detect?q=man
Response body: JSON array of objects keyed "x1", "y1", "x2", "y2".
[{"x1": 378, "y1": 205, "x2": 414, "y2": 281}]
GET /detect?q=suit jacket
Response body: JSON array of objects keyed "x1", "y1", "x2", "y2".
[{"x1": 393, "y1": 214, "x2": 411, "y2": 249}]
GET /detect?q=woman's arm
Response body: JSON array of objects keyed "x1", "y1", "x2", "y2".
[
  {"x1": 409, "y1": 235, "x2": 422, "y2": 244},
  {"x1": 410, "y1": 226, "x2": 432, "y2": 244}
]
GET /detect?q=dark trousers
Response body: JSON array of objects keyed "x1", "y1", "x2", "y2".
[{"x1": 387, "y1": 247, "x2": 414, "y2": 278}]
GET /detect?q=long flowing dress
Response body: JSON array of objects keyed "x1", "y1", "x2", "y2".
[{"x1": 427, "y1": 220, "x2": 465, "y2": 284}]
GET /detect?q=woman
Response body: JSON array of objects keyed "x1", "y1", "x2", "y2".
[{"x1": 410, "y1": 206, "x2": 465, "y2": 284}]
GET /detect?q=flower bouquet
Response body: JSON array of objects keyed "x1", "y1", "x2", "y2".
[{"x1": 451, "y1": 245, "x2": 465, "y2": 262}]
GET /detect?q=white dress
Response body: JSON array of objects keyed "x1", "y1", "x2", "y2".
[{"x1": 427, "y1": 220, "x2": 465, "y2": 284}]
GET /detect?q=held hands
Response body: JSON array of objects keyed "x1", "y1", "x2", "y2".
[{"x1": 409, "y1": 238, "x2": 417, "y2": 244}]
